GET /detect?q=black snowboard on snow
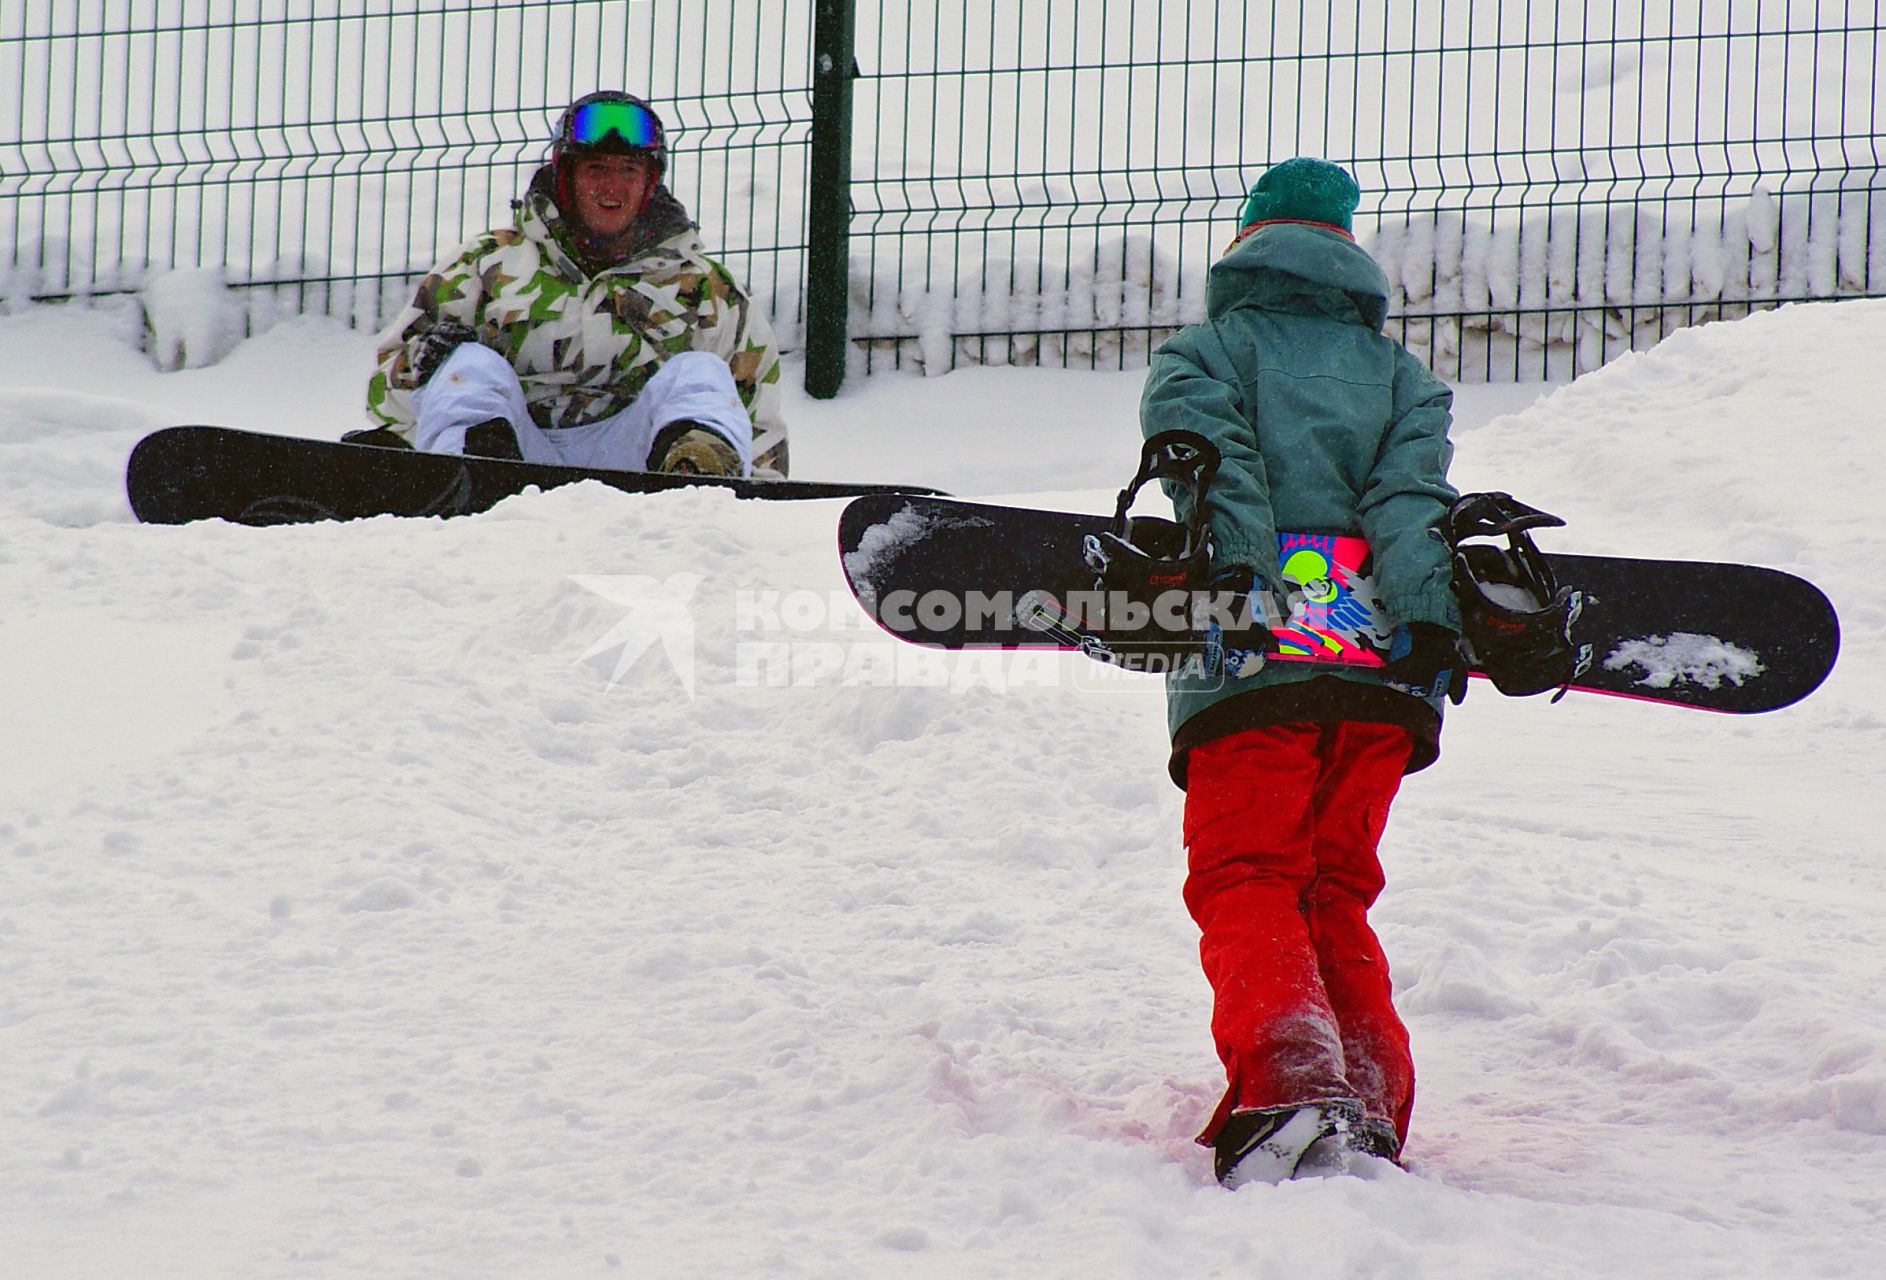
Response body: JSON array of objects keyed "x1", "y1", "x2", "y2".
[
  {"x1": 126, "y1": 426, "x2": 947, "y2": 526},
  {"x1": 836, "y1": 494, "x2": 1840, "y2": 715}
]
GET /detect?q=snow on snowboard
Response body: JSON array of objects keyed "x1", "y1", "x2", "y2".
[
  {"x1": 835, "y1": 446, "x2": 1839, "y2": 715},
  {"x1": 126, "y1": 425, "x2": 947, "y2": 526}
]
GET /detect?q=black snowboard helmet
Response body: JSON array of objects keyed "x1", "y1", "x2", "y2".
[
  {"x1": 1446, "y1": 492, "x2": 1591, "y2": 698},
  {"x1": 550, "y1": 91, "x2": 667, "y2": 210}
]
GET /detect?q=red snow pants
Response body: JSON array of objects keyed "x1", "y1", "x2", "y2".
[{"x1": 1182, "y1": 721, "x2": 1416, "y2": 1147}]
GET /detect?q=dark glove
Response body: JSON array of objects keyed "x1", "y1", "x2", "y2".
[
  {"x1": 408, "y1": 322, "x2": 482, "y2": 386},
  {"x1": 1382, "y1": 622, "x2": 1469, "y2": 704},
  {"x1": 1203, "y1": 566, "x2": 1280, "y2": 656}
]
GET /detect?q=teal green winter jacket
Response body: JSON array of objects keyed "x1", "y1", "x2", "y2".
[{"x1": 1141, "y1": 222, "x2": 1459, "y2": 784}]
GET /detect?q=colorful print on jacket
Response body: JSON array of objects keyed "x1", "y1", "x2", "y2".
[{"x1": 365, "y1": 168, "x2": 788, "y2": 475}]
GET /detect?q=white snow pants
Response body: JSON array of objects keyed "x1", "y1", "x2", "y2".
[{"x1": 411, "y1": 343, "x2": 755, "y2": 475}]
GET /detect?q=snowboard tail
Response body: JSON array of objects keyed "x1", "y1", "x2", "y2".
[
  {"x1": 127, "y1": 426, "x2": 947, "y2": 526},
  {"x1": 836, "y1": 494, "x2": 1839, "y2": 714}
]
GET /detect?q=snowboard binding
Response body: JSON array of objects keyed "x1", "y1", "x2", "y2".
[
  {"x1": 1446, "y1": 492, "x2": 1593, "y2": 699},
  {"x1": 1071, "y1": 430, "x2": 1277, "y2": 669},
  {"x1": 1082, "y1": 429, "x2": 1218, "y2": 600}
]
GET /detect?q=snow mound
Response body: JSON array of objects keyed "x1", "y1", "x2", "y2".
[
  {"x1": 3, "y1": 300, "x2": 1885, "y2": 1277},
  {"x1": 140, "y1": 268, "x2": 246, "y2": 371}
]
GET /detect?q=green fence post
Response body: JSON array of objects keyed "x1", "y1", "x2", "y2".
[{"x1": 805, "y1": 0, "x2": 855, "y2": 399}]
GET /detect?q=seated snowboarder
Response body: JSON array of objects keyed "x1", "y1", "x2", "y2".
[
  {"x1": 359, "y1": 90, "x2": 787, "y2": 478},
  {"x1": 1142, "y1": 158, "x2": 1464, "y2": 1186}
]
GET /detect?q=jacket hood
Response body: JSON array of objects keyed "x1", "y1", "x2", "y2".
[
  {"x1": 517, "y1": 164, "x2": 699, "y2": 275},
  {"x1": 1206, "y1": 222, "x2": 1391, "y2": 332}
]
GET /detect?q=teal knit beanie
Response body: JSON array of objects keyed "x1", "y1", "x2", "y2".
[{"x1": 1238, "y1": 157, "x2": 1361, "y2": 232}]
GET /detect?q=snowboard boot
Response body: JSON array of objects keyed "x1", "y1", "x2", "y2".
[
  {"x1": 1213, "y1": 1101, "x2": 1357, "y2": 1188},
  {"x1": 1347, "y1": 1115, "x2": 1403, "y2": 1163},
  {"x1": 1294, "y1": 1111, "x2": 1404, "y2": 1178},
  {"x1": 649, "y1": 421, "x2": 741, "y2": 477},
  {"x1": 339, "y1": 425, "x2": 414, "y2": 450},
  {"x1": 462, "y1": 417, "x2": 522, "y2": 461}
]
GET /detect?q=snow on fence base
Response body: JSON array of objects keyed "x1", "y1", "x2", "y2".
[
  {"x1": 845, "y1": 185, "x2": 1886, "y2": 383},
  {"x1": 1372, "y1": 186, "x2": 1886, "y2": 380},
  {"x1": 11, "y1": 183, "x2": 1881, "y2": 387}
]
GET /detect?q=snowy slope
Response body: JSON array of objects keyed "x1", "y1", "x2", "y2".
[{"x1": 1, "y1": 300, "x2": 1884, "y2": 1279}]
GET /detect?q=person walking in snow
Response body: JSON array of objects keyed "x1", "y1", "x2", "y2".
[
  {"x1": 359, "y1": 90, "x2": 788, "y2": 477},
  {"x1": 1141, "y1": 158, "x2": 1463, "y2": 1186}
]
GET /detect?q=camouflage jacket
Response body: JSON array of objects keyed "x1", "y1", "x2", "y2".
[{"x1": 366, "y1": 168, "x2": 788, "y2": 475}]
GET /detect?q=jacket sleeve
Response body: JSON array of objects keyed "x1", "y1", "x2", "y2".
[
  {"x1": 1358, "y1": 348, "x2": 1460, "y2": 630},
  {"x1": 363, "y1": 238, "x2": 494, "y2": 437},
  {"x1": 1139, "y1": 327, "x2": 1281, "y2": 592},
  {"x1": 689, "y1": 261, "x2": 789, "y2": 477}
]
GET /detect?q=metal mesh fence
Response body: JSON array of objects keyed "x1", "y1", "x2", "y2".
[
  {"x1": 847, "y1": 0, "x2": 1886, "y2": 381},
  {"x1": 3, "y1": 1, "x2": 1883, "y2": 383},
  {"x1": 0, "y1": 0, "x2": 814, "y2": 346}
]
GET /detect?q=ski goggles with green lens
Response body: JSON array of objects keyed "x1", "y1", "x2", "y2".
[{"x1": 562, "y1": 99, "x2": 663, "y2": 151}]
